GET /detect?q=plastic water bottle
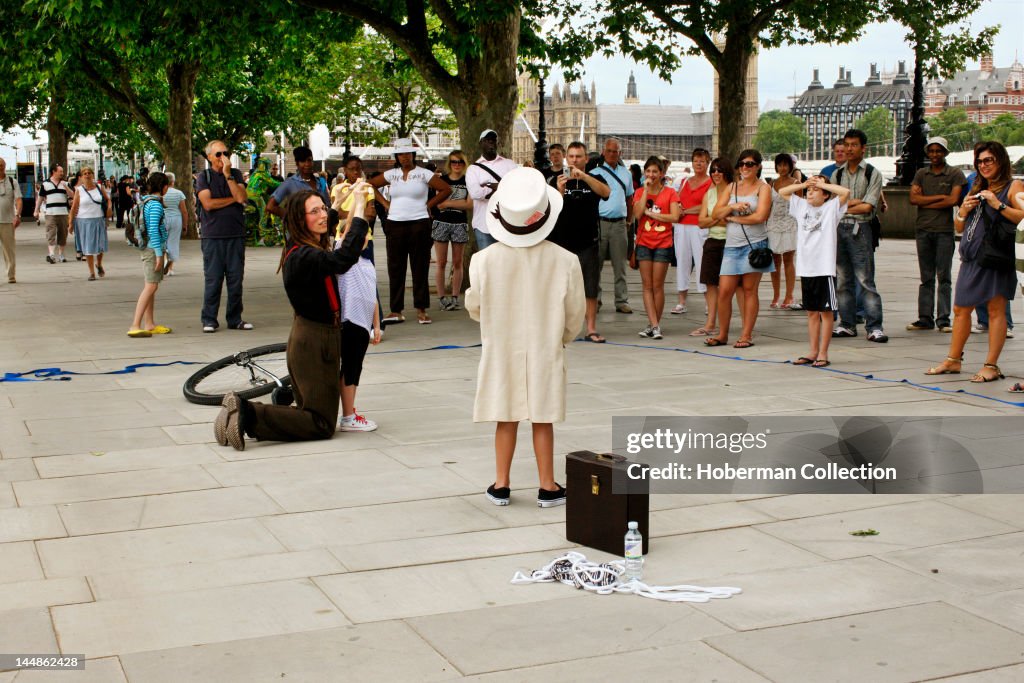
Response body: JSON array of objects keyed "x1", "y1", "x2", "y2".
[{"x1": 624, "y1": 521, "x2": 643, "y2": 581}]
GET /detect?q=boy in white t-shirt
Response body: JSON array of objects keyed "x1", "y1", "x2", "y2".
[{"x1": 778, "y1": 176, "x2": 850, "y2": 367}]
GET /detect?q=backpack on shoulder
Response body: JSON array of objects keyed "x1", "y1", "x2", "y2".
[{"x1": 126, "y1": 197, "x2": 162, "y2": 249}]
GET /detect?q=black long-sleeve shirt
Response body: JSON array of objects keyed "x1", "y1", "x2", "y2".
[{"x1": 282, "y1": 218, "x2": 369, "y2": 324}]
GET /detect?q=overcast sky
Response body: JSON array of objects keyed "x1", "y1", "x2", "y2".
[
  {"x1": 3, "y1": 0, "x2": 1021, "y2": 165},
  {"x1": 576, "y1": 0, "x2": 1022, "y2": 107}
]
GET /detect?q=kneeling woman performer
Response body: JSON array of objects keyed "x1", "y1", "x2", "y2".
[{"x1": 214, "y1": 188, "x2": 370, "y2": 451}]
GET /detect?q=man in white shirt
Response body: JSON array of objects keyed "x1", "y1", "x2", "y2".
[
  {"x1": 465, "y1": 129, "x2": 518, "y2": 251},
  {"x1": 0, "y1": 158, "x2": 22, "y2": 283},
  {"x1": 34, "y1": 164, "x2": 73, "y2": 263}
]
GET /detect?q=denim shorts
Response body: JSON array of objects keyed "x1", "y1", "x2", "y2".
[
  {"x1": 719, "y1": 240, "x2": 776, "y2": 276},
  {"x1": 635, "y1": 245, "x2": 674, "y2": 263}
]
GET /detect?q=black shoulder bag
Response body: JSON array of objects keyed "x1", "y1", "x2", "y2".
[
  {"x1": 975, "y1": 188, "x2": 1016, "y2": 272},
  {"x1": 735, "y1": 185, "x2": 773, "y2": 269}
]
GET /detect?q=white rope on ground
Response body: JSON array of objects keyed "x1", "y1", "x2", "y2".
[{"x1": 510, "y1": 551, "x2": 742, "y2": 603}]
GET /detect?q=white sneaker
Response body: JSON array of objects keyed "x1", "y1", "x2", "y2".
[
  {"x1": 651, "y1": 326, "x2": 663, "y2": 340},
  {"x1": 1007, "y1": 329, "x2": 1015, "y2": 339},
  {"x1": 338, "y1": 413, "x2": 377, "y2": 432},
  {"x1": 638, "y1": 325, "x2": 653, "y2": 338}
]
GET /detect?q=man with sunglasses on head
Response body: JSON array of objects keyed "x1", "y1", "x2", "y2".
[{"x1": 197, "y1": 140, "x2": 253, "y2": 333}]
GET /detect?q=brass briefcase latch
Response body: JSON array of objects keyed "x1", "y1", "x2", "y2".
[{"x1": 591, "y1": 474, "x2": 600, "y2": 495}]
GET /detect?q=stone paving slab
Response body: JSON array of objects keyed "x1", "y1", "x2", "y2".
[
  {"x1": 1, "y1": 230, "x2": 1023, "y2": 678},
  {"x1": 933, "y1": 665, "x2": 1024, "y2": 682},
  {"x1": 37, "y1": 518, "x2": 285, "y2": 578},
  {"x1": 314, "y1": 551, "x2": 581, "y2": 622},
  {"x1": 880, "y1": 531, "x2": 1024, "y2": 594},
  {"x1": 688, "y1": 556, "x2": 956, "y2": 631},
  {"x1": 87, "y1": 548, "x2": 344, "y2": 601},
  {"x1": 118, "y1": 623, "x2": 459, "y2": 682},
  {"x1": 330, "y1": 525, "x2": 572, "y2": 572},
  {"x1": 13, "y1": 466, "x2": 222, "y2": 506},
  {"x1": 0, "y1": 505, "x2": 66, "y2": 543},
  {"x1": 409, "y1": 595, "x2": 734, "y2": 675},
  {"x1": 468, "y1": 642, "x2": 770, "y2": 682},
  {"x1": 56, "y1": 485, "x2": 284, "y2": 536},
  {"x1": 0, "y1": 607, "x2": 59, "y2": 663},
  {"x1": 756, "y1": 499, "x2": 1018, "y2": 560},
  {"x1": 32, "y1": 444, "x2": 222, "y2": 479},
  {"x1": 706, "y1": 602, "x2": 1024, "y2": 683},
  {"x1": 0, "y1": 541, "x2": 43, "y2": 584},
  {"x1": 52, "y1": 579, "x2": 350, "y2": 658},
  {"x1": 0, "y1": 576, "x2": 92, "y2": 611},
  {"x1": 261, "y1": 497, "x2": 506, "y2": 550},
  {"x1": 1, "y1": 658, "x2": 128, "y2": 682}
]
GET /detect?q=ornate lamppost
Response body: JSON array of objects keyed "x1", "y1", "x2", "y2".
[
  {"x1": 891, "y1": 45, "x2": 929, "y2": 186},
  {"x1": 533, "y1": 73, "x2": 551, "y2": 173}
]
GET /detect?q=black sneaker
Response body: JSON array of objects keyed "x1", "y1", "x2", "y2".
[
  {"x1": 485, "y1": 484, "x2": 510, "y2": 506},
  {"x1": 537, "y1": 484, "x2": 567, "y2": 508},
  {"x1": 906, "y1": 321, "x2": 933, "y2": 331},
  {"x1": 46, "y1": 255, "x2": 55, "y2": 264},
  {"x1": 832, "y1": 326, "x2": 857, "y2": 338}
]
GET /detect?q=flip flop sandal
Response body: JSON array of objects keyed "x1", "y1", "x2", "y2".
[
  {"x1": 585, "y1": 332, "x2": 606, "y2": 343},
  {"x1": 792, "y1": 357, "x2": 815, "y2": 365},
  {"x1": 689, "y1": 328, "x2": 711, "y2": 336},
  {"x1": 733, "y1": 340, "x2": 755, "y2": 349},
  {"x1": 1009, "y1": 383, "x2": 1024, "y2": 394},
  {"x1": 787, "y1": 303, "x2": 804, "y2": 310},
  {"x1": 769, "y1": 302, "x2": 782, "y2": 310},
  {"x1": 703, "y1": 338, "x2": 727, "y2": 347},
  {"x1": 925, "y1": 356, "x2": 962, "y2": 375},
  {"x1": 970, "y1": 364, "x2": 1004, "y2": 383},
  {"x1": 812, "y1": 359, "x2": 831, "y2": 367}
]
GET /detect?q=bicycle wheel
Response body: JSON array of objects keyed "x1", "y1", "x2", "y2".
[{"x1": 183, "y1": 343, "x2": 291, "y2": 405}]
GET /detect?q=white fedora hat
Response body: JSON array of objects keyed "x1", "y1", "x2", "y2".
[
  {"x1": 393, "y1": 138, "x2": 417, "y2": 154},
  {"x1": 485, "y1": 167, "x2": 563, "y2": 248}
]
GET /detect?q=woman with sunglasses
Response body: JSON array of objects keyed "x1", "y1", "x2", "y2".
[
  {"x1": 706, "y1": 149, "x2": 774, "y2": 348},
  {"x1": 691, "y1": 158, "x2": 734, "y2": 336},
  {"x1": 432, "y1": 150, "x2": 473, "y2": 311},
  {"x1": 631, "y1": 156, "x2": 682, "y2": 339},
  {"x1": 927, "y1": 141, "x2": 1024, "y2": 383},
  {"x1": 213, "y1": 189, "x2": 370, "y2": 451}
]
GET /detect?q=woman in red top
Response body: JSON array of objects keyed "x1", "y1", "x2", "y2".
[
  {"x1": 672, "y1": 148, "x2": 713, "y2": 315},
  {"x1": 631, "y1": 156, "x2": 682, "y2": 339}
]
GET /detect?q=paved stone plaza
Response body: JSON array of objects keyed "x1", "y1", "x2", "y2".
[{"x1": 1, "y1": 222, "x2": 1023, "y2": 681}]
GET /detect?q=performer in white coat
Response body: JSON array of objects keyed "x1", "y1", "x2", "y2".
[{"x1": 466, "y1": 167, "x2": 586, "y2": 508}]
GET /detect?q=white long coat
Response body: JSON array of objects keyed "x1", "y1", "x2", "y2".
[{"x1": 465, "y1": 241, "x2": 586, "y2": 423}]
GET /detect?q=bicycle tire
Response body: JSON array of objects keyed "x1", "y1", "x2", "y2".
[{"x1": 182, "y1": 343, "x2": 291, "y2": 406}]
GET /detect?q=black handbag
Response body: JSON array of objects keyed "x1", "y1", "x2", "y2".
[
  {"x1": 734, "y1": 186, "x2": 772, "y2": 269},
  {"x1": 743, "y1": 226, "x2": 773, "y2": 269},
  {"x1": 977, "y1": 211, "x2": 1015, "y2": 272}
]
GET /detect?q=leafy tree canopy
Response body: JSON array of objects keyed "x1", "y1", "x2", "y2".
[{"x1": 752, "y1": 110, "x2": 809, "y2": 158}]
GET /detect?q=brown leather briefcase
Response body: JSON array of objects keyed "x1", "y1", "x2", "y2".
[{"x1": 565, "y1": 450, "x2": 650, "y2": 555}]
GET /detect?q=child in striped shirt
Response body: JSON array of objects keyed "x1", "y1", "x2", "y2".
[
  {"x1": 335, "y1": 180, "x2": 382, "y2": 431},
  {"x1": 127, "y1": 172, "x2": 172, "y2": 338}
]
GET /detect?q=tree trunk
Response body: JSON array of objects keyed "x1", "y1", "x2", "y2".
[
  {"x1": 437, "y1": 11, "x2": 520, "y2": 156},
  {"x1": 46, "y1": 89, "x2": 69, "y2": 172},
  {"x1": 715, "y1": 42, "x2": 751, "y2": 166},
  {"x1": 162, "y1": 61, "x2": 201, "y2": 237}
]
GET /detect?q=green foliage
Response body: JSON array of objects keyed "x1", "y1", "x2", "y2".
[
  {"x1": 853, "y1": 107, "x2": 897, "y2": 156},
  {"x1": 980, "y1": 113, "x2": 1024, "y2": 147},
  {"x1": 293, "y1": 28, "x2": 456, "y2": 144},
  {"x1": 881, "y1": 0, "x2": 996, "y2": 80},
  {"x1": 925, "y1": 108, "x2": 980, "y2": 152},
  {"x1": 753, "y1": 110, "x2": 809, "y2": 157}
]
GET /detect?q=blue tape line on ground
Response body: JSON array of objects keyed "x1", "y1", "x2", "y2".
[
  {"x1": 592, "y1": 339, "x2": 1024, "y2": 409},
  {"x1": 1, "y1": 361, "x2": 204, "y2": 383}
]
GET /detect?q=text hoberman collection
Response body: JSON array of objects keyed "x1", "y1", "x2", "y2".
[{"x1": 627, "y1": 462, "x2": 898, "y2": 481}]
